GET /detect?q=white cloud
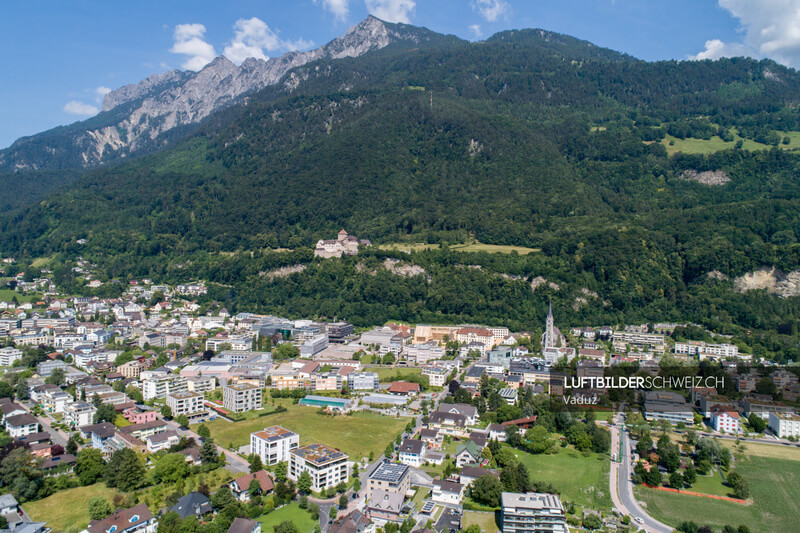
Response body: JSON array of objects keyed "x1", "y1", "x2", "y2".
[
  {"x1": 469, "y1": 24, "x2": 483, "y2": 38},
  {"x1": 365, "y1": 0, "x2": 415, "y2": 23},
  {"x1": 223, "y1": 17, "x2": 313, "y2": 64},
  {"x1": 314, "y1": 0, "x2": 350, "y2": 20},
  {"x1": 691, "y1": 0, "x2": 800, "y2": 68},
  {"x1": 472, "y1": 0, "x2": 510, "y2": 22},
  {"x1": 689, "y1": 39, "x2": 754, "y2": 61},
  {"x1": 96, "y1": 86, "x2": 112, "y2": 97},
  {"x1": 170, "y1": 23, "x2": 217, "y2": 71},
  {"x1": 63, "y1": 100, "x2": 99, "y2": 116}
]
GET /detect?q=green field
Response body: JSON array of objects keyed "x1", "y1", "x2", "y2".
[
  {"x1": 658, "y1": 130, "x2": 800, "y2": 156},
  {"x1": 463, "y1": 510, "x2": 500, "y2": 533},
  {"x1": 375, "y1": 366, "x2": 422, "y2": 382},
  {"x1": 377, "y1": 243, "x2": 441, "y2": 252},
  {"x1": 377, "y1": 242, "x2": 539, "y2": 255},
  {"x1": 196, "y1": 402, "x2": 408, "y2": 460},
  {"x1": 0, "y1": 289, "x2": 40, "y2": 303},
  {"x1": 448, "y1": 243, "x2": 540, "y2": 255},
  {"x1": 510, "y1": 445, "x2": 612, "y2": 510},
  {"x1": 634, "y1": 455, "x2": 800, "y2": 532},
  {"x1": 258, "y1": 502, "x2": 318, "y2": 533},
  {"x1": 26, "y1": 483, "x2": 122, "y2": 533}
]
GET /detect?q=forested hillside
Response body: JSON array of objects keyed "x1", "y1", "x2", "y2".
[{"x1": 5, "y1": 22, "x2": 800, "y2": 360}]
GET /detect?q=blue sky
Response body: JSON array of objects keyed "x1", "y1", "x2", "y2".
[{"x1": 1, "y1": 0, "x2": 796, "y2": 149}]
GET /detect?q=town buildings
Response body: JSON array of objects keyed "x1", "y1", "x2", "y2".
[
  {"x1": 500, "y1": 492, "x2": 568, "y2": 533},
  {"x1": 289, "y1": 443, "x2": 350, "y2": 492},
  {"x1": 222, "y1": 383, "x2": 262, "y2": 413},
  {"x1": 250, "y1": 426, "x2": 300, "y2": 466}
]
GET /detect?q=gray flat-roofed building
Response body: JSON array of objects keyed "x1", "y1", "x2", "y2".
[{"x1": 501, "y1": 492, "x2": 567, "y2": 533}]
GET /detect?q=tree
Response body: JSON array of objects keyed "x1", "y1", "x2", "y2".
[
  {"x1": 275, "y1": 522, "x2": 300, "y2": 533},
  {"x1": 274, "y1": 461, "x2": 288, "y2": 482},
  {"x1": 0, "y1": 381, "x2": 14, "y2": 399},
  {"x1": 747, "y1": 413, "x2": 767, "y2": 433},
  {"x1": 197, "y1": 424, "x2": 211, "y2": 439},
  {"x1": 727, "y1": 472, "x2": 749, "y2": 499},
  {"x1": 88, "y1": 497, "x2": 112, "y2": 520},
  {"x1": 154, "y1": 453, "x2": 189, "y2": 484},
  {"x1": 329, "y1": 506, "x2": 338, "y2": 520},
  {"x1": 338, "y1": 493, "x2": 348, "y2": 508},
  {"x1": 0, "y1": 448, "x2": 43, "y2": 502},
  {"x1": 384, "y1": 443, "x2": 394, "y2": 458},
  {"x1": 677, "y1": 522, "x2": 699, "y2": 533},
  {"x1": 645, "y1": 467, "x2": 662, "y2": 487},
  {"x1": 582, "y1": 513, "x2": 602, "y2": 530},
  {"x1": 45, "y1": 368, "x2": 65, "y2": 385},
  {"x1": 211, "y1": 486, "x2": 236, "y2": 509},
  {"x1": 76, "y1": 448, "x2": 105, "y2": 486},
  {"x1": 200, "y1": 438, "x2": 219, "y2": 464},
  {"x1": 470, "y1": 474, "x2": 502, "y2": 507},
  {"x1": 636, "y1": 434, "x2": 652, "y2": 457},
  {"x1": 105, "y1": 448, "x2": 146, "y2": 492},
  {"x1": 175, "y1": 414, "x2": 190, "y2": 428},
  {"x1": 66, "y1": 436, "x2": 78, "y2": 456},
  {"x1": 525, "y1": 426, "x2": 555, "y2": 454},
  {"x1": 93, "y1": 403, "x2": 117, "y2": 424},
  {"x1": 353, "y1": 478, "x2": 361, "y2": 492},
  {"x1": 249, "y1": 478, "x2": 262, "y2": 498},
  {"x1": 683, "y1": 463, "x2": 697, "y2": 486},
  {"x1": 249, "y1": 453, "x2": 264, "y2": 474},
  {"x1": 669, "y1": 471, "x2": 684, "y2": 489},
  {"x1": 297, "y1": 471, "x2": 312, "y2": 494},
  {"x1": 161, "y1": 405, "x2": 173, "y2": 419}
]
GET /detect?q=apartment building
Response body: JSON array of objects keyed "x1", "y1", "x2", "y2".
[
  {"x1": 347, "y1": 372, "x2": 379, "y2": 391},
  {"x1": 222, "y1": 383, "x2": 262, "y2": 413},
  {"x1": 118, "y1": 360, "x2": 144, "y2": 379},
  {"x1": 166, "y1": 391, "x2": 206, "y2": 418},
  {"x1": 186, "y1": 375, "x2": 216, "y2": 393},
  {"x1": 289, "y1": 443, "x2": 350, "y2": 492},
  {"x1": 501, "y1": 492, "x2": 568, "y2": 533},
  {"x1": 367, "y1": 461, "x2": 410, "y2": 500},
  {"x1": 0, "y1": 347, "x2": 22, "y2": 366},
  {"x1": 769, "y1": 412, "x2": 800, "y2": 438},
  {"x1": 63, "y1": 401, "x2": 96, "y2": 429},
  {"x1": 142, "y1": 374, "x2": 187, "y2": 401},
  {"x1": 250, "y1": 426, "x2": 300, "y2": 465}
]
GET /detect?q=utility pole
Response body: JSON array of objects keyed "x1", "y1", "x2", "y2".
[{"x1": 430, "y1": 90, "x2": 433, "y2": 109}]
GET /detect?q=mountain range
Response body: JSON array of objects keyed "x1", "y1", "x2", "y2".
[{"x1": 3, "y1": 17, "x2": 800, "y2": 358}]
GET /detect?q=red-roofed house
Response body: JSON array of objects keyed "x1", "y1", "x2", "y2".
[
  {"x1": 387, "y1": 381, "x2": 420, "y2": 396},
  {"x1": 710, "y1": 405, "x2": 740, "y2": 434},
  {"x1": 230, "y1": 470, "x2": 275, "y2": 501}
]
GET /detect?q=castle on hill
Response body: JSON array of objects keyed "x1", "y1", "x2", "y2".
[{"x1": 314, "y1": 230, "x2": 371, "y2": 259}]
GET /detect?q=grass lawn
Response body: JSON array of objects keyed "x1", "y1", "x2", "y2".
[
  {"x1": 689, "y1": 468, "x2": 731, "y2": 497},
  {"x1": 375, "y1": 367, "x2": 422, "y2": 382},
  {"x1": 25, "y1": 483, "x2": 122, "y2": 533},
  {"x1": 510, "y1": 445, "x2": 612, "y2": 510},
  {"x1": 411, "y1": 487, "x2": 430, "y2": 510},
  {"x1": 0, "y1": 289, "x2": 41, "y2": 303},
  {"x1": 634, "y1": 454, "x2": 800, "y2": 532},
  {"x1": 377, "y1": 243, "x2": 441, "y2": 253},
  {"x1": 463, "y1": 510, "x2": 500, "y2": 533},
  {"x1": 448, "y1": 242, "x2": 540, "y2": 255},
  {"x1": 195, "y1": 402, "x2": 408, "y2": 461},
  {"x1": 721, "y1": 440, "x2": 800, "y2": 461},
  {"x1": 258, "y1": 502, "x2": 317, "y2": 533},
  {"x1": 114, "y1": 414, "x2": 131, "y2": 427}
]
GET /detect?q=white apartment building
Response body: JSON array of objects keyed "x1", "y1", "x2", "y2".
[
  {"x1": 0, "y1": 347, "x2": 22, "y2": 367},
  {"x1": 186, "y1": 375, "x2": 216, "y2": 393},
  {"x1": 674, "y1": 341, "x2": 739, "y2": 359},
  {"x1": 769, "y1": 411, "x2": 800, "y2": 438},
  {"x1": 166, "y1": 391, "x2": 205, "y2": 417},
  {"x1": 222, "y1": 383, "x2": 262, "y2": 413},
  {"x1": 405, "y1": 343, "x2": 445, "y2": 365},
  {"x1": 501, "y1": 492, "x2": 568, "y2": 533},
  {"x1": 289, "y1": 443, "x2": 350, "y2": 492},
  {"x1": 142, "y1": 374, "x2": 188, "y2": 401},
  {"x1": 422, "y1": 367, "x2": 449, "y2": 387},
  {"x1": 63, "y1": 401, "x2": 96, "y2": 429},
  {"x1": 250, "y1": 426, "x2": 300, "y2": 465}
]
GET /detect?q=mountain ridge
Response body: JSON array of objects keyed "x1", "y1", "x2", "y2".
[{"x1": 0, "y1": 16, "x2": 455, "y2": 172}]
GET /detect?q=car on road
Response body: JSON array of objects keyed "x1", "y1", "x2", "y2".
[{"x1": 634, "y1": 517, "x2": 644, "y2": 524}]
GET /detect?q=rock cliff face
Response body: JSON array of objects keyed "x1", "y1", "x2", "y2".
[
  {"x1": 0, "y1": 16, "x2": 437, "y2": 171},
  {"x1": 734, "y1": 266, "x2": 800, "y2": 297}
]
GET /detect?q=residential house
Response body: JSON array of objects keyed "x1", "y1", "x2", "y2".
[
  {"x1": 5, "y1": 414, "x2": 39, "y2": 438},
  {"x1": 145, "y1": 430, "x2": 180, "y2": 453},
  {"x1": 387, "y1": 381, "x2": 420, "y2": 396},
  {"x1": 431, "y1": 479, "x2": 464, "y2": 505},
  {"x1": 366, "y1": 490, "x2": 404, "y2": 524},
  {"x1": 289, "y1": 444, "x2": 350, "y2": 492},
  {"x1": 169, "y1": 492, "x2": 213, "y2": 519},
  {"x1": 420, "y1": 429, "x2": 443, "y2": 449},
  {"x1": 226, "y1": 518, "x2": 261, "y2": 533},
  {"x1": 710, "y1": 406, "x2": 740, "y2": 434},
  {"x1": 367, "y1": 462, "x2": 411, "y2": 501},
  {"x1": 459, "y1": 466, "x2": 496, "y2": 487},
  {"x1": 84, "y1": 503, "x2": 157, "y2": 533},
  {"x1": 329, "y1": 510, "x2": 374, "y2": 533},
  {"x1": 250, "y1": 426, "x2": 299, "y2": 466},
  {"x1": 398, "y1": 439, "x2": 425, "y2": 467},
  {"x1": 230, "y1": 470, "x2": 274, "y2": 501},
  {"x1": 455, "y1": 440, "x2": 482, "y2": 468}
]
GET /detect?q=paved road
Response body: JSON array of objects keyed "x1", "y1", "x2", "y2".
[
  {"x1": 609, "y1": 413, "x2": 672, "y2": 533},
  {"x1": 20, "y1": 401, "x2": 68, "y2": 447}
]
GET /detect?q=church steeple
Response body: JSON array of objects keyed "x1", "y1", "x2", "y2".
[{"x1": 544, "y1": 300, "x2": 555, "y2": 349}]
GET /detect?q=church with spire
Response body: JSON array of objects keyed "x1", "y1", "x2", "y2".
[{"x1": 541, "y1": 301, "x2": 573, "y2": 364}]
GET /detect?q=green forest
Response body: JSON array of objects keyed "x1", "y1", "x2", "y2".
[{"x1": 4, "y1": 26, "x2": 800, "y2": 360}]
